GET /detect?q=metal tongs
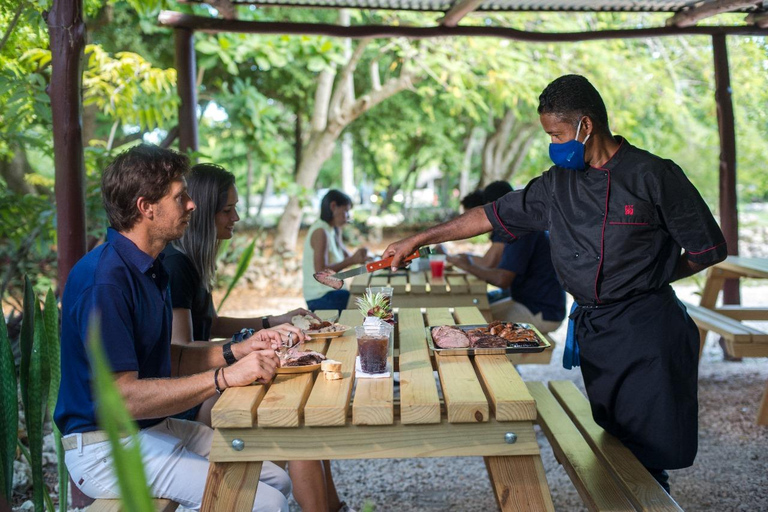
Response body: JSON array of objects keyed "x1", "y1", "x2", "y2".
[{"x1": 313, "y1": 247, "x2": 433, "y2": 289}]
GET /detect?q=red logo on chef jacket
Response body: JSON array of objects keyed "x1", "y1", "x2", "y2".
[{"x1": 625, "y1": 204, "x2": 634, "y2": 215}]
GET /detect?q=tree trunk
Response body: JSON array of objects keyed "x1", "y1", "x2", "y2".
[
  {"x1": 0, "y1": 144, "x2": 36, "y2": 195},
  {"x1": 481, "y1": 109, "x2": 536, "y2": 185},
  {"x1": 273, "y1": 130, "x2": 340, "y2": 254},
  {"x1": 459, "y1": 127, "x2": 481, "y2": 197},
  {"x1": 378, "y1": 158, "x2": 419, "y2": 212}
]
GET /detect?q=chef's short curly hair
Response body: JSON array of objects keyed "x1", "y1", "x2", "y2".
[
  {"x1": 102, "y1": 144, "x2": 189, "y2": 231},
  {"x1": 538, "y1": 75, "x2": 610, "y2": 133}
]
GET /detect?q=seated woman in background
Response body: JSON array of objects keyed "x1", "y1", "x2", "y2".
[
  {"x1": 303, "y1": 190, "x2": 368, "y2": 312},
  {"x1": 164, "y1": 164, "x2": 354, "y2": 512}
]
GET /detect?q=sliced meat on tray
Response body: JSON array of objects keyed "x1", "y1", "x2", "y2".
[
  {"x1": 282, "y1": 350, "x2": 327, "y2": 367},
  {"x1": 431, "y1": 325, "x2": 470, "y2": 348},
  {"x1": 470, "y1": 334, "x2": 508, "y2": 348}
]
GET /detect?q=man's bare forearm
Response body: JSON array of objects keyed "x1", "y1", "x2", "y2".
[
  {"x1": 115, "y1": 370, "x2": 218, "y2": 420},
  {"x1": 416, "y1": 207, "x2": 493, "y2": 246}
]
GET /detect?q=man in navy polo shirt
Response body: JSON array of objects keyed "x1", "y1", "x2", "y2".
[{"x1": 54, "y1": 144, "x2": 292, "y2": 511}]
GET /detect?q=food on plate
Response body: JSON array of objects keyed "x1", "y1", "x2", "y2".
[
  {"x1": 291, "y1": 314, "x2": 316, "y2": 330},
  {"x1": 356, "y1": 290, "x2": 394, "y2": 324},
  {"x1": 314, "y1": 269, "x2": 343, "y2": 290},
  {"x1": 306, "y1": 321, "x2": 349, "y2": 334},
  {"x1": 280, "y1": 349, "x2": 326, "y2": 367},
  {"x1": 431, "y1": 325, "x2": 470, "y2": 348},
  {"x1": 324, "y1": 371, "x2": 343, "y2": 381},
  {"x1": 321, "y1": 359, "x2": 342, "y2": 372}
]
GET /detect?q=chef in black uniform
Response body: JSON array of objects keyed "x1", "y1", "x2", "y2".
[{"x1": 383, "y1": 74, "x2": 727, "y2": 493}]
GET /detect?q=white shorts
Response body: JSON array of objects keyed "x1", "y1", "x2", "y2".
[{"x1": 64, "y1": 418, "x2": 291, "y2": 511}]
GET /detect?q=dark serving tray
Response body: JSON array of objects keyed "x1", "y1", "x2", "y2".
[{"x1": 425, "y1": 323, "x2": 551, "y2": 356}]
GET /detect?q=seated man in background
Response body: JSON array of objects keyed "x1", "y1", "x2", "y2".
[
  {"x1": 54, "y1": 144, "x2": 292, "y2": 511},
  {"x1": 447, "y1": 181, "x2": 566, "y2": 333}
]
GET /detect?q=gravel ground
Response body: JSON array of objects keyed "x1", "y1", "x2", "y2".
[{"x1": 221, "y1": 283, "x2": 768, "y2": 512}]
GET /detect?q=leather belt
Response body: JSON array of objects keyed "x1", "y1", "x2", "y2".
[{"x1": 61, "y1": 431, "x2": 111, "y2": 451}]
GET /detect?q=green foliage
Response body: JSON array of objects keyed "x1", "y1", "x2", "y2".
[
  {"x1": 0, "y1": 306, "x2": 18, "y2": 501},
  {"x1": 88, "y1": 314, "x2": 155, "y2": 512},
  {"x1": 218, "y1": 239, "x2": 256, "y2": 310}
]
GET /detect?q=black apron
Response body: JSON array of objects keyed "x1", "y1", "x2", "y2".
[{"x1": 571, "y1": 285, "x2": 699, "y2": 469}]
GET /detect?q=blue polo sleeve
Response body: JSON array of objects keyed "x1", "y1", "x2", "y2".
[{"x1": 75, "y1": 284, "x2": 139, "y2": 373}]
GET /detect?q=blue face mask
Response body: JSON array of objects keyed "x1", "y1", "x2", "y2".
[{"x1": 549, "y1": 119, "x2": 590, "y2": 170}]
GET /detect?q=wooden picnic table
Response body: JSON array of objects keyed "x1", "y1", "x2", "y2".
[
  {"x1": 202, "y1": 306, "x2": 554, "y2": 511},
  {"x1": 696, "y1": 256, "x2": 768, "y2": 425},
  {"x1": 348, "y1": 269, "x2": 492, "y2": 319}
]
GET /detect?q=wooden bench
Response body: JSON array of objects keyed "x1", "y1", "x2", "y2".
[
  {"x1": 87, "y1": 499, "x2": 179, "y2": 511},
  {"x1": 681, "y1": 301, "x2": 768, "y2": 358},
  {"x1": 526, "y1": 380, "x2": 683, "y2": 512}
]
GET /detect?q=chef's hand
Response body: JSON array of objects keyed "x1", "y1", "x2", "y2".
[
  {"x1": 223, "y1": 350, "x2": 279, "y2": 387},
  {"x1": 269, "y1": 308, "x2": 319, "y2": 327},
  {"x1": 383, "y1": 235, "x2": 423, "y2": 271},
  {"x1": 447, "y1": 253, "x2": 473, "y2": 270}
]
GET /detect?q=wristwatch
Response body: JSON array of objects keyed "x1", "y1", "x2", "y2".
[
  {"x1": 261, "y1": 316, "x2": 270, "y2": 329},
  {"x1": 222, "y1": 342, "x2": 237, "y2": 366}
]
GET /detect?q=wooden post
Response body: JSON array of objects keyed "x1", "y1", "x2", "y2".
[
  {"x1": 712, "y1": 34, "x2": 740, "y2": 306},
  {"x1": 48, "y1": 0, "x2": 87, "y2": 293},
  {"x1": 175, "y1": 28, "x2": 198, "y2": 154}
]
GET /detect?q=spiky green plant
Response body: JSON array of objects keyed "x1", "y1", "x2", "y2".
[
  {"x1": 356, "y1": 291, "x2": 394, "y2": 324},
  {"x1": 218, "y1": 239, "x2": 256, "y2": 310},
  {"x1": 0, "y1": 305, "x2": 18, "y2": 502},
  {"x1": 88, "y1": 314, "x2": 155, "y2": 512}
]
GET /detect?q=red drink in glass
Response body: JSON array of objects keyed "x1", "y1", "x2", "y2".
[{"x1": 430, "y1": 260, "x2": 445, "y2": 278}]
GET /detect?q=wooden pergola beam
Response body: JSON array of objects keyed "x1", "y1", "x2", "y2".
[
  {"x1": 158, "y1": 11, "x2": 768, "y2": 40},
  {"x1": 746, "y1": 11, "x2": 768, "y2": 27},
  {"x1": 440, "y1": 0, "x2": 483, "y2": 27},
  {"x1": 666, "y1": 0, "x2": 762, "y2": 28}
]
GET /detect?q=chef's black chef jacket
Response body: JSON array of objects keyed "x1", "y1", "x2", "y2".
[{"x1": 484, "y1": 137, "x2": 727, "y2": 470}]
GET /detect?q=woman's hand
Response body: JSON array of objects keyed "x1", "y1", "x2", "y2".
[{"x1": 269, "y1": 308, "x2": 319, "y2": 327}]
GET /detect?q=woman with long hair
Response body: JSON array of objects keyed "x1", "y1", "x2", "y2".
[
  {"x1": 302, "y1": 190, "x2": 368, "y2": 311},
  {"x1": 164, "y1": 164, "x2": 353, "y2": 512}
]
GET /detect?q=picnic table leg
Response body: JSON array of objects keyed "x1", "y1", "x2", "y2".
[
  {"x1": 485, "y1": 456, "x2": 555, "y2": 512},
  {"x1": 758, "y1": 380, "x2": 768, "y2": 426},
  {"x1": 202, "y1": 461, "x2": 262, "y2": 512}
]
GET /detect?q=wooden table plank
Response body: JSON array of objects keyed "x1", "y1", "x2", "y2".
[
  {"x1": 211, "y1": 386, "x2": 266, "y2": 428},
  {"x1": 409, "y1": 271, "x2": 427, "y2": 293},
  {"x1": 201, "y1": 461, "x2": 261, "y2": 512},
  {"x1": 349, "y1": 273, "x2": 370, "y2": 294},
  {"x1": 389, "y1": 274, "x2": 408, "y2": 294},
  {"x1": 466, "y1": 274, "x2": 488, "y2": 295},
  {"x1": 369, "y1": 275, "x2": 390, "y2": 287},
  {"x1": 398, "y1": 308, "x2": 441, "y2": 424},
  {"x1": 454, "y1": 306, "x2": 487, "y2": 325},
  {"x1": 716, "y1": 256, "x2": 768, "y2": 279},
  {"x1": 210, "y1": 420, "x2": 540, "y2": 461},
  {"x1": 257, "y1": 339, "x2": 327, "y2": 427},
  {"x1": 428, "y1": 273, "x2": 448, "y2": 294},
  {"x1": 446, "y1": 274, "x2": 469, "y2": 294},
  {"x1": 304, "y1": 335, "x2": 357, "y2": 427},
  {"x1": 424, "y1": 307, "x2": 455, "y2": 327},
  {"x1": 485, "y1": 456, "x2": 555, "y2": 512},
  {"x1": 353, "y1": 330, "x2": 394, "y2": 425},
  {"x1": 699, "y1": 267, "x2": 726, "y2": 309},
  {"x1": 475, "y1": 356, "x2": 536, "y2": 421}
]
